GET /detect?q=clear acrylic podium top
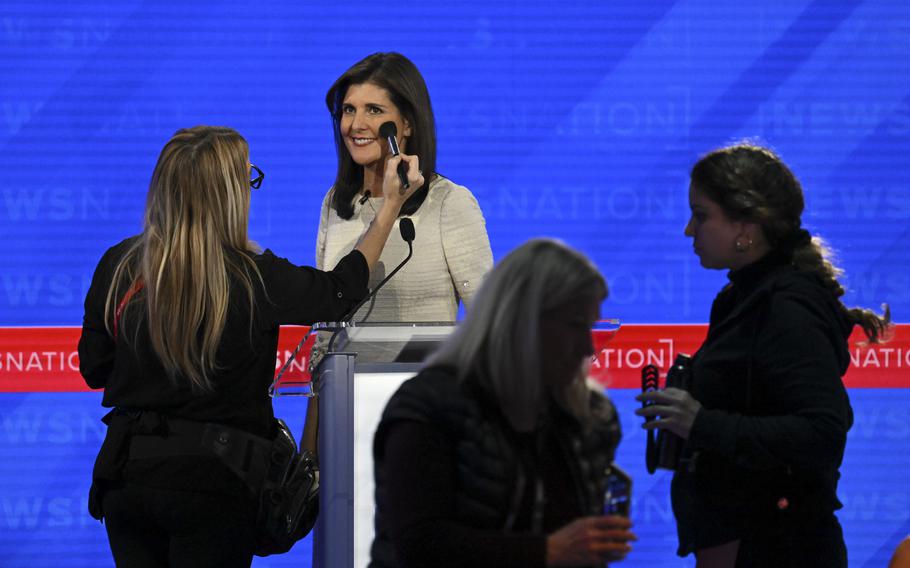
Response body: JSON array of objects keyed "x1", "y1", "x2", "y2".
[
  {"x1": 270, "y1": 321, "x2": 457, "y2": 397},
  {"x1": 319, "y1": 321, "x2": 457, "y2": 365},
  {"x1": 270, "y1": 319, "x2": 620, "y2": 397}
]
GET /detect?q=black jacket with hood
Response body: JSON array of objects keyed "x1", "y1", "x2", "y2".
[{"x1": 672, "y1": 252, "x2": 855, "y2": 566}]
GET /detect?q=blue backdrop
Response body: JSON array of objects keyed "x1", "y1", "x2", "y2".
[{"x1": 1, "y1": 1, "x2": 908, "y2": 566}]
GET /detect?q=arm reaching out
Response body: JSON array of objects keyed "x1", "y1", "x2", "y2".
[{"x1": 354, "y1": 153, "x2": 423, "y2": 271}]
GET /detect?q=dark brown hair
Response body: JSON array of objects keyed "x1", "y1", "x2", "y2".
[
  {"x1": 325, "y1": 52, "x2": 436, "y2": 219},
  {"x1": 691, "y1": 143, "x2": 891, "y2": 342}
]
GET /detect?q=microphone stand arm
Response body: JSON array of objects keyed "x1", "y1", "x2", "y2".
[{"x1": 328, "y1": 241, "x2": 414, "y2": 352}]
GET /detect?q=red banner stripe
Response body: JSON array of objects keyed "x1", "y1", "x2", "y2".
[{"x1": 0, "y1": 325, "x2": 906, "y2": 392}]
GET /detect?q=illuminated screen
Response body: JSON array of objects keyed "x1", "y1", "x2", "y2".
[{"x1": 1, "y1": 1, "x2": 908, "y2": 566}]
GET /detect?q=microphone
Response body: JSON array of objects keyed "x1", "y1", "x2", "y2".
[
  {"x1": 341, "y1": 217, "x2": 416, "y2": 323},
  {"x1": 378, "y1": 121, "x2": 410, "y2": 191},
  {"x1": 641, "y1": 365, "x2": 660, "y2": 474},
  {"x1": 398, "y1": 216, "x2": 416, "y2": 242},
  {"x1": 271, "y1": 219, "x2": 417, "y2": 393},
  {"x1": 358, "y1": 191, "x2": 371, "y2": 205}
]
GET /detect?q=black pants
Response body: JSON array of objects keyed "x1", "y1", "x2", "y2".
[
  {"x1": 102, "y1": 482, "x2": 257, "y2": 568},
  {"x1": 734, "y1": 512, "x2": 847, "y2": 568}
]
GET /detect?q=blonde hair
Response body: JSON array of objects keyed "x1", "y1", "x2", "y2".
[
  {"x1": 429, "y1": 239, "x2": 608, "y2": 432},
  {"x1": 105, "y1": 126, "x2": 262, "y2": 391}
]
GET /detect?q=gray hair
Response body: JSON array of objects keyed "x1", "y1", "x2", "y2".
[{"x1": 429, "y1": 238, "x2": 608, "y2": 432}]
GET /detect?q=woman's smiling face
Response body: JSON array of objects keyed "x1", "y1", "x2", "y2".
[{"x1": 339, "y1": 82, "x2": 410, "y2": 169}]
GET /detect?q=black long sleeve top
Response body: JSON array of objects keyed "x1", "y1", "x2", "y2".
[
  {"x1": 673, "y1": 252, "x2": 854, "y2": 554},
  {"x1": 78, "y1": 236, "x2": 368, "y2": 493},
  {"x1": 371, "y1": 367, "x2": 621, "y2": 568}
]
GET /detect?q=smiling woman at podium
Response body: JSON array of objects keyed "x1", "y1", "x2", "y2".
[
  {"x1": 370, "y1": 239, "x2": 636, "y2": 567},
  {"x1": 316, "y1": 52, "x2": 493, "y2": 323}
]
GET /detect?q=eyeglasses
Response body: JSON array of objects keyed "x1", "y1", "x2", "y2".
[{"x1": 250, "y1": 164, "x2": 264, "y2": 189}]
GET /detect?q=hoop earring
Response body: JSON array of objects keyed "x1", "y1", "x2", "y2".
[{"x1": 735, "y1": 237, "x2": 753, "y2": 252}]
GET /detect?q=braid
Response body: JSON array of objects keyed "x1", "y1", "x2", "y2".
[
  {"x1": 790, "y1": 236, "x2": 843, "y2": 296},
  {"x1": 787, "y1": 228, "x2": 890, "y2": 343},
  {"x1": 848, "y1": 305, "x2": 892, "y2": 344},
  {"x1": 693, "y1": 142, "x2": 893, "y2": 344}
]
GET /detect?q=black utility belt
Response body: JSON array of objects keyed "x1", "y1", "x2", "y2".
[
  {"x1": 92, "y1": 407, "x2": 319, "y2": 555},
  {"x1": 127, "y1": 415, "x2": 273, "y2": 494}
]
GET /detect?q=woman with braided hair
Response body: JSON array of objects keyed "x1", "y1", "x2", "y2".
[{"x1": 636, "y1": 143, "x2": 890, "y2": 568}]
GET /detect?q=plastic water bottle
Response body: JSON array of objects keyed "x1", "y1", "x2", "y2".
[{"x1": 603, "y1": 464, "x2": 632, "y2": 517}]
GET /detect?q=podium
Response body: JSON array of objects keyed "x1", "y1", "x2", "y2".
[{"x1": 275, "y1": 322, "x2": 456, "y2": 568}]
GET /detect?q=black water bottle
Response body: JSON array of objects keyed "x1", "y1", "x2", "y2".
[{"x1": 655, "y1": 353, "x2": 693, "y2": 470}]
